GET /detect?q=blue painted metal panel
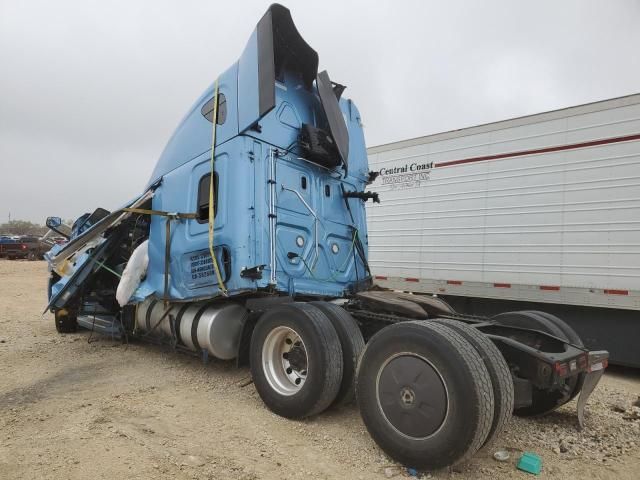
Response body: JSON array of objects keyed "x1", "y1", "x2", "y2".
[
  {"x1": 149, "y1": 64, "x2": 239, "y2": 185},
  {"x1": 237, "y1": 29, "x2": 262, "y2": 133},
  {"x1": 50, "y1": 4, "x2": 372, "y2": 306}
]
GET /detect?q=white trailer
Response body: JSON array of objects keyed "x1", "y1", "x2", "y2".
[{"x1": 367, "y1": 94, "x2": 640, "y2": 366}]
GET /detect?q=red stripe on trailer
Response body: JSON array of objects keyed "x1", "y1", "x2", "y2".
[
  {"x1": 604, "y1": 289, "x2": 629, "y2": 295},
  {"x1": 493, "y1": 283, "x2": 511, "y2": 288},
  {"x1": 435, "y1": 133, "x2": 640, "y2": 168},
  {"x1": 540, "y1": 285, "x2": 560, "y2": 291},
  {"x1": 447, "y1": 280, "x2": 462, "y2": 285},
  {"x1": 405, "y1": 278, "x2": 420, "y2": 282},
  {"x1": 374, "y1": 275, "x2": 388, "y2": 280}
]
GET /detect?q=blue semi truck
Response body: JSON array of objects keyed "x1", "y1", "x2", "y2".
[{"x1": 44, "y1": 4, "x2": 608, "y2": 470}]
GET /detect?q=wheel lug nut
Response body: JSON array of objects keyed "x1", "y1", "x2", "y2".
[{"x1": 286, "y1": 367, "x2": 293, "y2": 374}]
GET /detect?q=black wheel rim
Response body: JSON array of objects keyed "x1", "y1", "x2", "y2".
[{"x1": 376, "y1": 353, "x2": 448, "y2": 439}]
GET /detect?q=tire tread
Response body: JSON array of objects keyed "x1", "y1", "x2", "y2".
[
  {"x1": 293, "y1": 303, "x2": 344, "y2": 416},
  {"x1": 310, "y1": 301, "x2": 365, "y2": 406},
  {"x1": 431, "y1": 318, "x2": 514, "y2": 447},
  {"x1": 410, "y1": 321, "x2": 494, "y2": 464}
]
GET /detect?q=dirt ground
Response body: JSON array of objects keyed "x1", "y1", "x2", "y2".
[{"x1": 1, "y1": 260, "x2": 638, "y2": 480}]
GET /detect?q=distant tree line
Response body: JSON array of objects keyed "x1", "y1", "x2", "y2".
[{"x1": 0, "y1": 220, "x2": 49, "y2": 236}]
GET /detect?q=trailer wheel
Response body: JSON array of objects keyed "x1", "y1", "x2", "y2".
[
  {"x1": 492, "y1": 311, "x2": 579, "y2": 416},
  {"x1": 357, "y1": 321, "x2": 494, "y2": 469},
  {"x1": 250, "y1": 303, "x2": 343, "y2": 419},
  {"x1": 310, "y1": 301, "x2": 364, "y2": 406},
  {"x1": 54, "y1": 309, "x2": 78, "y2": 333},
  {"x1": 522, "y1": 310, "x2": 586, "y2": 401},
  {"x1": 431, "y1": 318, "x2": 514, "y2": 447}
]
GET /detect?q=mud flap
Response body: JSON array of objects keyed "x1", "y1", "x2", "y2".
[{"x1": 577, "y1": 350, "x2": 609, "y2": 429}]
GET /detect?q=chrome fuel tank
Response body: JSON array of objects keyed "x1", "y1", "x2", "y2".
[{"x1": 135, "y1": 299, "x2": 247, "y2": 360}]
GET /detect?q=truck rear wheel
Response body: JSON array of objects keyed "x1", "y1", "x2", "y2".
[
  {"x1": 431, "y1": 318, "x2": 514, "y2": 447},
  {"x1": 356, "y1": 321, "x2": 494, "y2": 469},
  {"x1": 492, "y1": 311, "x2": 581, "y2": 416},
  {"x1": 310, "y1": 301, "x2": 365, "y2": 406},
  {"x1": 250, "y1": 303, "x2": 343, "y2": 419},
  {"x1": 54, "y1": 309, "x2": 78, "y2": 333}
]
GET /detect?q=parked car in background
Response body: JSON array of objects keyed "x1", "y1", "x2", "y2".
[
  {"x1": 0, "y1": 235, "x2": 48, "y2": 260},
  {"x1": 0, "y1": 236, "x2": 18, "y2": 258}
]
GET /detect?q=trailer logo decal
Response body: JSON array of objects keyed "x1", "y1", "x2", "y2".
[{"x1": 377, "y1": 162, "x2": 434, "y2": 190}]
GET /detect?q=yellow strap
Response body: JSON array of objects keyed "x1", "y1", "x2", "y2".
[
  {"x1": 123, "y1": 100, "x2": 228, "y2": 297},
  {"x1": 209, "y1": 80, "x2": 228, "y2": 295}
]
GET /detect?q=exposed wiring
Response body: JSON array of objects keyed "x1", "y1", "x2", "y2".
[
  {"x1": 95, "y1": 259, "x2": 122, "y2": 279},
  {"x1": 295, "y1": 228, "x2": 360, "y2": 283},
  {"x1": 87, "y1": 304, "x2": 97, "y2": 344}
]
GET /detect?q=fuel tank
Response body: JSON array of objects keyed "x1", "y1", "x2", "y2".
[{"x1": 135, "y1": 299, "x2": 247, "y2": 360}]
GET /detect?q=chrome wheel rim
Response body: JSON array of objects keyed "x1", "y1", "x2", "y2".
[{"x1": 262, "y1": 326, "x2": 308, "y2": 396}]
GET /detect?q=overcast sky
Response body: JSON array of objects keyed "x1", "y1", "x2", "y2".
[{"x1": 1, "y1": 0, "x2": 639, "y2": 224}]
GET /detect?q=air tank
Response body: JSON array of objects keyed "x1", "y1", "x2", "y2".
[{"x1": 135, "y1": 299, "x2": 247, "y2": 360}]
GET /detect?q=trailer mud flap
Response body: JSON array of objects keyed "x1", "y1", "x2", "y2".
[{"x1": 577, "y1": 350, "x2": 609, "y2": 429}]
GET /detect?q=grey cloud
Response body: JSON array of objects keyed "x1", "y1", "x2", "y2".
[{"x1": 1, "y1": 0, "x2": 638, "y2": 223}]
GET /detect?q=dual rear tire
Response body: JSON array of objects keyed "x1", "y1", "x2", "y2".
[
  {"x1": 356, "y1": 320, "x2": 506, "y2": 469},
  {"x1": 251, "y1": 307, "x2": 514, "y2": 469},
  {"x1": 249, "y1": 302, "x2": 364, "y2": 419}
]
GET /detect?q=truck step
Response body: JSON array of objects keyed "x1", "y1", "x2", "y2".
[{"x1": 77, "y1": 314, "x2": 121, "y2": 337}]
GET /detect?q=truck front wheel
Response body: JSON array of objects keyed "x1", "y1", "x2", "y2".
[
  {"x1": 54, "y1": 309, "x2": 78, "y2": 333},
  {"x1": 357, "y1": 321, "x2": 494, "y2": 469},
  {"x1": 250, "y1": 303, "x2": 343, "y2": 419}
]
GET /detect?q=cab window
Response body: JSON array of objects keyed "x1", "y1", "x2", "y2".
[
  {"x1": 201, "y1": 94, "x2": 227, "y2": 124},
  {"x1": 197, "y1": 173, "x2": 219, "y2": 222}
]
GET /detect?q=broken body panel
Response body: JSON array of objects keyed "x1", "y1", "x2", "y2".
[{"x1": 48, "y1": 5, "x2": 370, "y2": 306}]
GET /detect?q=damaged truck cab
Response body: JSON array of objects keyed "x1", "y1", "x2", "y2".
[
  {"x1": 143, "y1": 12, "x2": 369, "y2": 301},
  {"x1": 45, "y1": 4, "x2": 608, "y2": 471}
]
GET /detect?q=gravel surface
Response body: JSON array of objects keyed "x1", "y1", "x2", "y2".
[{"x1": 0, "y1": 260, "x2": 638, "y2": 479}]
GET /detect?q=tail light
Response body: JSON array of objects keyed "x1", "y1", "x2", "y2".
[
  {"x1": 21, "y1": 244, "x2": 27, "y2": 250},
  {"x1": 554, "y1": 361, "x2": 569, "y2": 377}
]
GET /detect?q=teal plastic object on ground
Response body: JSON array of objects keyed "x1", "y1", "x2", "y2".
[{"x1": 517, "y1": 452, "x2": 542, "y2": 475}]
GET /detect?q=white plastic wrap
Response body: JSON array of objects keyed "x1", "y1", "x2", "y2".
[{"x1": 116, "y1": 240, "x2": 149, "y2": 307}]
